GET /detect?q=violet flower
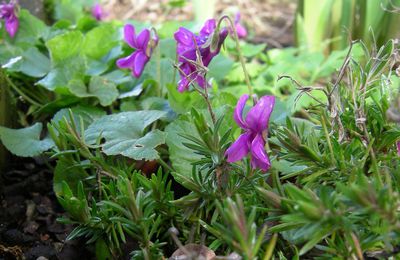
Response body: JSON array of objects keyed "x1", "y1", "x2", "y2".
[
  {"x1": 0, "y1": 0, "x2": 19, "y2": 38},
  {"x1": 116, "y1": 24, "x2": 158, "y2": 78},
  {"x1": 91, "y1": 3, "x2": 105, "y2": 21},
  {"x1": 234, "y1": 13, "x2": 247, "y2": 39},
  {"x1": 225, "y1": 94, "x2": 275, "y2": 171},
  {"x1": 397, "y1": 141, "x2": 400, "y2": 156},
  {"x1": 174, "y1": 19, "x2": 228, "y2": 92}
]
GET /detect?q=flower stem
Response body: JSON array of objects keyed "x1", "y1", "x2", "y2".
[
  {"x1": 156, "y1": 45, "x2": 162, "y2": 97},
  {"x1": 4, "y1": 74, "x2": 41, "y2": 107},
  {"x1": 158, "y1": 157, "x2": 174, "y2": 173},
  {"x1": 218, "y1": 15, "x2": 253, "y2": 97},
  {"x1": 202, "y1": 81, "x2": 216, "y2": 124},
  {"x1": 321, "y1": 113, "x2": 335, "y2": 164}
]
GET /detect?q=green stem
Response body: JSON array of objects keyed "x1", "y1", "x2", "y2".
[
  {"x1": 218, "y1": 15, "x2": 253, "y2": 97},
  {"x1": 202, "y1": 78, "x2": 216, "y2": 125},
  {"x1": 158, "y1": 157, "x2": 174, "y2": 173},
  {"x1": 156, "y1": 46, "x2": 162, "y2": 97},
  {"x1": 4, "y1": 74, "x2": 41, "y2": 107},
  {"x1": 321, "y1": 113, "x2": 335, "y2": 165}
]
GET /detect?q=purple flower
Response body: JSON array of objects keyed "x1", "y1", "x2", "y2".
[
  {"x1": 91, "y1": 3, "x2": 105, "y2": 21},
  {"x1": 0, "y1": 0, "x2": 19, "y2": 38},
  {"x1": 116, "y1": 24, "x2": 158, "y2": 78},
  {"x1": 174, "y1": 19, "x2": 228, "y2": 92},
  {"x1": 234, "y1": 13, "x2": 247, "y2": 39},
  {"x1": 397, "y1": 141, "x2": 400, "y2": 156},
  {"x1": 225, "y1": 94, "x2": 275, "y2": 171}
]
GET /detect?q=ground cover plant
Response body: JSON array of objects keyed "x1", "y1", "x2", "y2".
[{"x1": 1, "y1": 0, "x2": 400, "y2": 259}]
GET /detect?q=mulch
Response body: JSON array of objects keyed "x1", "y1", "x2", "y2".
[{"x1": 0, "y1": 158, "x2": 92, "y2": 260}]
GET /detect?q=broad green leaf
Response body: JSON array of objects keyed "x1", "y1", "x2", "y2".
[
  {"x1": 0, "y1": 43, "x2": 21, "y2": 65},
  {"x1": 146, "y1": 58, "x2": 175, "y2": 90},
  {"x1": 76, "y1": 15, "x2": 98, "y2": 32},
  {"x1": 83, "y1": 24, "x2": 119, "y2": 60},
  {"x1": 36, "y1": 96, "x2": 81, "y2": 116},
  {"x1": 52, "y1": 105, "x2": 106, "y2": 133},
  {"x1": 46, "y1": 31, "x2": 84, "y2": 65},
  {"x1": 165, "y1": 115, "x2": 202, "y2": 177},
  {"x1": 2, "y1": 47, "x2": 50, "y2": 77},
  {"x1": 37, "y1": 57, "x2": 86, "y2": 91},
  {"x1": 68, "y1": 76, "x2": 119, "y2": 106},
  {"x1": 165, "y1": 83, "x2": 204, "y2": 114},
  {"x1": 226, "y1": 62, "x2": 262, "y2": 83},
  {"x1": 208, "y1": 54, "x2": 234, "y2": 82},
  {"x1": 85, "y1": 111, "x2": 167, "y2": 160},
  {"x1": 102, "y1": 70, "x2": 131, "y2": 85},
  {"x1": 141, "y1": 97, "x2": 176, "y2": 122},
  {"x1": 0, "y1": 123, "x2": 54, "y2": 157},
  {"x1": 158, "y1": 38, "x2": 177, "y2": 60},
  {"x1": 241, "y1": 42, "x2": 267, "y2": 57}
]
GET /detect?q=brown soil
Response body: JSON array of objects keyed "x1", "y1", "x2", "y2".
[{"x1": 0, "y1": 159, "x2": 93, "y2": 260}]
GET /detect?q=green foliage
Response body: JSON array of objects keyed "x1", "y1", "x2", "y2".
[
  {"x1": 0, "y1": 123, "x2": 54, "y2": 157},
  {"x1": 68, "y1": 76, "x2": 119, "y2": 106},
  {"x1": 2, "y1": 3, "x2": 400, "y2": 259},
  {"x1": 296, "y1": 0, "x2": 400, "y2": 52},
  {"x1": 85, "y1": 111, "x2": 167, "y2": 161},
  {"x1": 201, "y1": 195, "x2": 268, "y2": 259}
]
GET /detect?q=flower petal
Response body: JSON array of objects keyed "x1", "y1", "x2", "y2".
[
  {"x1": 246, "y1": 95, "x2": 275, "y2": 132},
  {"x1": 199, "y1": 19, "x2": 216, "y2": 37},
  {"x1": 123, "y1": 24, "x2": 136, "y2": 48},
  {"x1": 5, "y1": 16, "x2": 18, "y2": 38},
  {"x1": 0, "y1": 4, "x2": 14, "y2": 19},
  {"x1": 250, "y1": 134, "x2": 270, "y2": 171},
  {"x1": 136, "y1": 29, "x2": 150, "y2": 50},
  {"x1": 178, "y1": 78, "x2": 189, "y2": 92},
  {"x1": 225, "y1": 133, "x2": 251, "y2": 163},
  {"x1": 235, "y1": 23, "x2": 247, "y2": 39},
  {"x1": 234, "y1": 94, "x2": 249, "y2": 129},
  {"x1": 174, "y1": 27, "x2": 195, "y2": 47},
  {"x1": 116, "y1": 52, "x2": 136, "y2": 69},
  {"x1": 133, "y1": 51, "x2": 149, "y2": 78},
  {"x1": 177, "y1": 64, "x2": 193, "y2": 92},
  {"x1": 92, "y1": 4, "x2": 103, "y2": 21}
]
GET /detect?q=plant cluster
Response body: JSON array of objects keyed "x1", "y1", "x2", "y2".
[{"x1": 1, "y1": 1, "x2": 400, "y2": 259}]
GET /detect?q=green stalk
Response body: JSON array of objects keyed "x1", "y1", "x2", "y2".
[
  {"x1": 4, "y1": 74, "x2": 41, "y2": 107},
  {"x1": 321, "y1": 113, "x2": 335, "y2": 165},
  {"x1": 296, "y1": 0, "x2": 335, "y2": 52},
  {"x1": 218, "y1": 15, "x2": 254, "y2": 97}
]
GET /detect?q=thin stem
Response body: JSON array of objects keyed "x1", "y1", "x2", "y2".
[
  {"x1": 4, "y1": 74, "x2": 41, "y2": 107},
  {"x1": 158, "y1": 157, "x2": 174, "y2": 173},
  {"x1": 321, "y1": 113, "x2": 335, "y2": 165},
  {"x1": 218, "y1": 15, "x2": 253, "y2": 97},
  {"x1": 192, "y1": 35, "x2": 217, "y2": 124},
  {"x1": 202, "y1": 80, "x2": 216, "y2": 124},
  {"x1": 156, "y1": 46, "x2": 162, "y2": 97}
]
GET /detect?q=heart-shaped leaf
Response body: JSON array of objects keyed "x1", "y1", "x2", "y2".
[
  {"x1": 0, "y1": 123, "x2": 54, "y2": 157},
  {"x1": 85, "y1": 111, "x2": 167, "y2": 160}
]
